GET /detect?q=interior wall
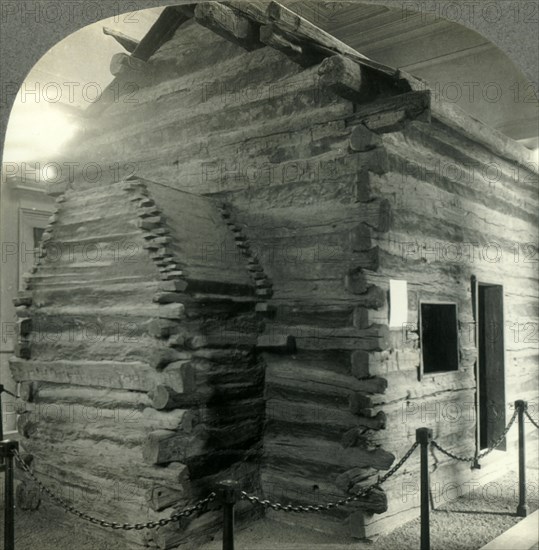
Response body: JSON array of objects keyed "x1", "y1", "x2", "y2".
[{"x1": 0, "y1": 178, "x2": 54, "y2": 432}]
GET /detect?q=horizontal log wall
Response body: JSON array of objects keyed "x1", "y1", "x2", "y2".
[
  {"x1": 354, "y1": 111, "x2": 538, "y2": 536},
  {"x1": 40, "y1": 9, "x2": 538, "y2": 543},
  {"x1": 11, "y1": 179, "x2": 264, "y2": 548},
  {"x1": 44, "y1": 16, "x2": 403, "y2": 539}
]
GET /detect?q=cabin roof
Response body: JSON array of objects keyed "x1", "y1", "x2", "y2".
[{"x1": 98, "y1": 1, "x2": 537, "y2": 172}]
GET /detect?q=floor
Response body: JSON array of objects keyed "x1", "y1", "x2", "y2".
[{"x1": 478, "y1": 510, "x2": 539, "y2": 550}]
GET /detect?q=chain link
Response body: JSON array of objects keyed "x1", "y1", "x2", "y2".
[
  {"x1": 240, "y1": 441, "x2": 419, "y2": 513},
  {"x1": 430, "y1": 440, "x2": 475, "y2": 463},
  {"x1": 525, "y1": 409, "x2": 539, "y2": 430},
  {"x1": 13, "y1": 450, "x2": 216, "y2": 531},
  {"x1": 431, "y1": 407, "x2": 519, "y2": 463},
  {"x1": 9, "y1": 401, "x2": 534, "y2": 524}
]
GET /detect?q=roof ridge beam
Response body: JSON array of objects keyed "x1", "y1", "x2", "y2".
[{"x1": 194, "y1": 2, "x2": 263, "y2": 51}]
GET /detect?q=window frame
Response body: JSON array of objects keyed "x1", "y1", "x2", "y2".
[{"x1": 418, "y1": 300, "x2": 460, "y2": 380}]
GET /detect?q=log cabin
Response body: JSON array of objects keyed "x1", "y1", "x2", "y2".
[{"x1": 10, "y1": 2, "x2": 538, "y2": 548}]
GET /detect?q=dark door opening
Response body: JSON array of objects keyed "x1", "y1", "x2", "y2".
[{"x1": 475, "y1": 281, "x2": 506, "y2": 451}]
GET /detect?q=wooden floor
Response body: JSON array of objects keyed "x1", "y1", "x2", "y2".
[{"x1": 479, "y1": 510, "x2": 539, "y2": 550}]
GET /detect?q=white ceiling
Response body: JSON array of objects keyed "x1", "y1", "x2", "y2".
[{"x1": 292, "y1": 1, "x2": 538, "y2": 148}]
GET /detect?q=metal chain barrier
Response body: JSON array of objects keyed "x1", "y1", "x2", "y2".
[
  {"x1": 3, "y1": 398, "x2": 536, "y2": 550},
  {"x1": 240, "y1": 440, "x2": 419, "y2": 513},
  {"x1": 13, "y1": 449, "x2": 216, "y2": 531},
  {"x1": 431, "y1": 407, "x2": 519, "y2": 463},
  {"x1": 524, "y1": 409, "x2": 539, "y2": 430}
]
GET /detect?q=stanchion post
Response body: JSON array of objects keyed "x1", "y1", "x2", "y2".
[
  {"x1": 1, "y1": 384, "x2": 5, "y2": 441},
  {"x1": 217, "y1": 480, "x2": 240, "y2": 550},
  {"x1": 416, "y1": 428, "x2": 432, "y2": 550},
  {"x1": 1, "y1": 439, "x2": 19, "y2": 550},
  {"x1": 515, "y1": 400, "x2": 528, "y2": 517}
]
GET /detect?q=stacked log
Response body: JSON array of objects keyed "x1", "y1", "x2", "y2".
[
  {"x1": 341, "y1": 83, "x2": 538, "y2": 537},
  {"x1": 40, "y1": 18, "x2": 406, "y2": 538},
  {"x1": 10, "y1": 179, "x2": 266, "y2": 548},
  {"x1": 32, "y1": 0, "x2": 537, "y2": 543}
]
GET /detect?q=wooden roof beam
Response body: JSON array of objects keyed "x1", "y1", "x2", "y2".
[
  {"x1": 194, "y1": 2, "x2": 263, "y2": 51},
  {"x1": 132, "y1": 5, "x2": 194, "y2": 61},
  {"x1": 259, "y1": 24, "x2": 323, "y2": 67},
  {"x1": 266, "y1": 1, "x2": 368, "y2": 61},
  {"x1": 318, "y1": 55, "x2": 377, "y2": 103},
  {"x1": 103, "y1": 27, "x2": 140, "y2": 53}
]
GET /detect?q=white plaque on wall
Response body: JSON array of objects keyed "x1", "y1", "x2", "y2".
[{"x1": 389, "y1": 279, "x2": 408, "y2": 329}]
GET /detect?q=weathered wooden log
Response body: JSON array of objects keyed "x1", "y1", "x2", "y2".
[
  {"x1": 278, "y1": 323, "x2": 389, "y2": 352},
  {"x1": 9, "y1": 358, "x2": 188, "y2": 392},
  {"x1": 265, "y1": 359, "x2": 387, "y2": 401},
  {"x1": 191, "y1": 348, "x2": 251, "y2": 362},
  {"x1": 152, "y1": 292, "x2": 184, "y2": 304},
  {"x1": 265, "y1": 1, "x2": 368, "y2": 62},
  {"x1": 146, "y1": 484, "x2": 186, "y2": 512},
  {"x1": 264, "y1": 433, "x2": 395, "y2": 471},
  {"x1": 149, "y1": 385, "x2": 192, "y2": 410},
  {"x1": 242, "y1": 199, "x2": 390, "y2": 242},
  {"x1": 158, "y1": 303, "x2": 185, "y2": 319},
  {"x1": 351, "y1": 350, "x2": 420, "y2": 378},
  {"x1": 355, "y1": 247, "x2": 380, "y2": 272},
  {"x1": 195, "y1": 398, "x2": 265, "y2": 427},
  {"x1": 19, "y1": 381, "x2": 38, "y2": 402},
  {"x1": 186, "y1": 458, "x2": 259, "y2": 500},
  {"x1": 349, "y1": 393, "x2": 377, "y2": 416},
  {"x1": 318, "y1": 55, "x2": 376, "y2": 103},
  {"x1": 194, "y1": 2, "x2": 262, "y2": 51},
  {"x1": 423, "y1": 87, "x2": 538, "y2": 172},
  {"x1": 20, "y1": 383, "x2": 151, "y2": 411},
  {"x1": 21, "y1": 457, "x2": 154, "y2": 531},
  {"x1": 149, "y1": 349, "x2": 191, "y2": 370},
  {"x1": 256, "y1": 334, "x2": 296, "y2": 352},
  {"x1": 148, "y1": 318, "x2": 181, "y2": 338},
  {"x1": 188, "y1": 329, "x2": 258, "y2": 349},
  {"x1": 352, "y1": 306, "x2": 387, "y2": 329},
  {"x1": 15, "y1": 305, "x2": 31, "y2": 318},
  {"x1": 17, "y1": 318, "x2": 32, "y2": 337},
  {"x1": 347, "y1": 284, "x2": 386, "y2": 309},
  {"x1": 14, "y1": 339, "x2": 31, "y2": 359},
  {"x1": 137, "y1": 206, "x2": 161, "y2": 219},
  {"x1": 23, "y1": 436, "x2": 189, "y2": 493},
  {"x1": 161, "y1": 360, "x2": 196, "y2": 393},
  {"x1": 347, "y1": 90, "x2": 431, "y2": 127},
  {"x1": 335, "y1": 466, "x2": 379, "y2": 492},
  {"x1": 349, "y1": 224, "x2": 372, "y2": 251},
  {"x1": 142, "y1": 418, "x2": 264, "y2": 465},
  {"x1": 137, "y1": 217, "x2": 163, "y2": 230},
  {"x1": 13, "y1": 295, "x2": 32, "y2": 307},
  {"x1": 110, "y1": 52, "x2": 150, "y2": 77},
  {"x1": 259, "y1": 24, "x2": 317, "y2": 67},
  {"x1": 350, "y1": 124, "x2": 382, "y2": 152},
  {"x1": 18, "y1": 403, "x2": 197, "y2": 443},
  {"x1": 261, "y1": 468, "x2": 387, "y2": 514},
  {"x1": 151, "y1": 359, "x2": 264, "y2": 409},
  {"x1": 361, "y1": 199, "x2": 391, "y2": 232},
  {"x1": 266, "y1": 398, "x2": 382, "y2": 433},
  {"x1": 103, "y1": 26, "x2": 140, "y2": 52},
  {"x1": 343, "y1": 266, "x2": 368, "y2": 295}
]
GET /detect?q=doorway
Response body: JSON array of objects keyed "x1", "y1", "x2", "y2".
[{"x1": 473, "y1": 279, "x2": 506, "y2": 451}]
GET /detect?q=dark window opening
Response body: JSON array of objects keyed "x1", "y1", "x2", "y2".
[
  {"x1": 33, "y1": 227, "x2": 45, "y2": 248},
  {"x1": 420, "y1": 303, "x2": 459, "y2": 375}
]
